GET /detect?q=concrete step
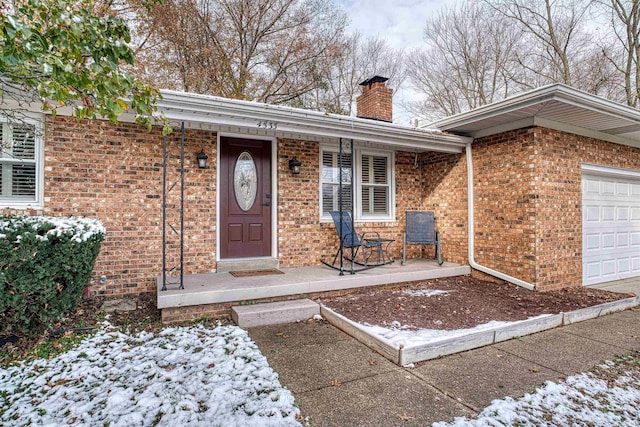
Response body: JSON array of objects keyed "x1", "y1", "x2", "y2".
[
  {"x1": 232, "y1": 298, "x2": 320, "y2": 328},
  {"x1": 217, "y1": 258, "x2": 279, "y2": 273}
]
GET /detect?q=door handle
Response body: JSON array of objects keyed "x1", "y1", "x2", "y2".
[{"x1": 262, "y1": 202, "x2": 271, "y2": 207}]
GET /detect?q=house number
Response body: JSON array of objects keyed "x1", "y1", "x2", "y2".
[{"x1": 257, "y1": 121, "x2": 278, "y2": 129}]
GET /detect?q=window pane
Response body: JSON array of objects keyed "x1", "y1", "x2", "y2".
[
  {"x1": 322, "y1": 183, "x2": 352, "y2": 215},
  {"x1": 338, "y1": 185, "x2": 353, "y2": 212},
  {"x1": 322, "y1": 183, "x2": 334, "y2": 213},
  {"x1": 362, "y1": 155, "x2": 370, "y2": 184},
  {"x1": 361, "y1": 186, "x2": 389, "y2": 215},
  {"x1": 11, "y1": 164, "x2": 36, "y2": 196},
  {"x1": 322, "y1": 151, "x2": 352, "y2": 183},
  {"x1": 362, "y1": 154, "x2": 387, "y2": 185},
  {"x1": 322, "y1": 151, "x2": 334, "y2": 182},
  {"x1": 373, "y1": 156, "x2": 387, "y2": 184},
  {"x1": 373, "y1": 187, "x2": 388, "y2": 214},
  {"x1": 11, "y1": 125, "x2": 36, "y2": 159}
]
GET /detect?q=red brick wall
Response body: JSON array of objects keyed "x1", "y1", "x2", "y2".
[
  {"x1": 471, "y1": 129, "x2": 538, "y2": 284},
  {"x1": 38, "y1": 115, "x2": 640, "y2": 298},
  {"x1": 356, "y1": 82, "x2": 393, "y2": 123},
  {"x1": 533, "y1": 128, "x2": 640, "y2": 290},
  {"x1": 276, "y1": 140, "x2": 428, "y2": 266},
  {"x1": 469, "y1": 127, "x2": 640, "y2": 291},
  {"x1": 43, "y1": 116, "x2": 218, "y2": 296},
  {"x1": 421, "y1": 151, "x2": 469, "y2": 264}
]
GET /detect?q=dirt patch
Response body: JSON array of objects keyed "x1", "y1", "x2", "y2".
[
  {"x1": 0, "y1": 293, "x2": 162, "y2": 366},
  {"x1": 318, "y1": 276, "x2": 630, "y2": 331}
]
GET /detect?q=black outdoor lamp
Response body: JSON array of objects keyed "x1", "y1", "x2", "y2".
[
  {"x1": 196, "y1": 149, "x2": 209, "y2": 169},
  {"x1": 288, "y1": 157, "x2": 302, "y2": 175}
]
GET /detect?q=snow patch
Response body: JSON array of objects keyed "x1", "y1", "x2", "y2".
[
  {"x1": 359, "y1": 315, "x2": 552, "y2": 349},
  {"x1": 0, "y1": 323, "x2": 300, "y2": 426},
  {"x1": 402, "y1": 289, "x2": 452, "y2": 297},
  {"x1": 0, "y1": 216, "x2": 105, "y2": 243},
  {"x1": 433, "y1": 369, "x2": 640, "y2": 426}
]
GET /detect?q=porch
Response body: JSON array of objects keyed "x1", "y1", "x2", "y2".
[{"x1": 157, "y1": 259, "x2": 470, "y2": 310}]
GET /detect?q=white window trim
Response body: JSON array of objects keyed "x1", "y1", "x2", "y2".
[
  {"x1": 319, "y1": 143, "x2": 395, "y2": 223},
  {"x1": 0, "y1": 114, "x2": 44, "y2": 209}
]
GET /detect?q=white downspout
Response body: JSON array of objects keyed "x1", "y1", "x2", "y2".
[{"x1": 466, "y1": 143, "x2": 535, "y2": 290}]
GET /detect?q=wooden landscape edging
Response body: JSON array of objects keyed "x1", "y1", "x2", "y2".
[{"x1": 321, "y1": 296, "x2": 640, "y2": 366}]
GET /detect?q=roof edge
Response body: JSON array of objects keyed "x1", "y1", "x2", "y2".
[{"x1": 428, "y1": 84, "x2": 640, "y2": 132}]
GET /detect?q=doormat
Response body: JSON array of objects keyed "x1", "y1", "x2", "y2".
[{"x1": 229, "y1": 269, "x2": 284, "y2": 278}]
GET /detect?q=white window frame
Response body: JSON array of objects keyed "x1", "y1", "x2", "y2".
[
  {"x1": 0, "y1": 115, "x2": 44, "y2": 209},
  {"x1": 319, "y1": 143, "x2": 395, "y2": 222}
]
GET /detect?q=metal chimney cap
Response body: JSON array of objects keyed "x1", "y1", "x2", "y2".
[{"x1": 359, "y1": 76, "x2": 389, "y2": 86}]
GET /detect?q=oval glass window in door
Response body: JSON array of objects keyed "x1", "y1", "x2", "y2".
[{"x1": 234, "y1": 151, "x2": 258, "y2": 211}]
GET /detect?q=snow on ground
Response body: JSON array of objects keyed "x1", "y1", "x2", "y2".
[
  {"x1": 402, "y1": 289, "x2": 452, "y2": 297},
  {"x1": 359, "y1": 314, "x2": 552, "y2": 349},
  {"x1": 361, "y1": 319, "x2": 514, "y2": 349},
  {"x1": 0, "y1": 323, "x2": 300, "y2": 427},
  {"x1": 433, "y1": 358, "x2": 640, "y2": 427}
]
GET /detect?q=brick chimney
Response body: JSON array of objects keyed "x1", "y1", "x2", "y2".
[{"x1": 356, "y1": 76, "x2": 393, "y2": 123}]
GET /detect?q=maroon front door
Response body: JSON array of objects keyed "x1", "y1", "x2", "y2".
[{"x1": 220, "y1": 137, "x2": 272, "y2": 258}]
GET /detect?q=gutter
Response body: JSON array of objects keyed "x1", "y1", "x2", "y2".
[{"x1": 466, "y1": 143, "x2": 535, "y2": 290}]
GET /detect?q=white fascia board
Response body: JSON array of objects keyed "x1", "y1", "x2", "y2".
[
  {"x1": 158, "y1": 93, "x2": 470, "y2": 153},
  {"x1": 163, "y1": 107, "x2": 465, "y2": 153},
  {"x1": 429, "y1": 83, "x2": 640, "y2": 133},
  {"x1": 428, "y1": 84, "x2": 562, "y2": 130}
]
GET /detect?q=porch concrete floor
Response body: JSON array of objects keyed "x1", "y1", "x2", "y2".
[{"x1": 157, "y1": 259, "x2": 470, "y2": 309}]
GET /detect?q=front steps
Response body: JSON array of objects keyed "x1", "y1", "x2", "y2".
[
  {"x1": 216, "y1": 258, "x2": 279, "y2": 273},
  {"x1": 232, "y1": 298, "x2": 320, "y2": 328}
]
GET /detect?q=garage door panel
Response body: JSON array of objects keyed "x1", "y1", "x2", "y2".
[
  {"x1": 618, "y1": 259, "x2": 630, "y2": 273},
  {"x1": 616, "y1": 182, "x2": 630, "y2": 196},
  {"x1": 582, "y1": 171, "x2": 640, "y2": 286},
  {"x1": 617, "y1": 233, "x2": 629, "y2": 247}
]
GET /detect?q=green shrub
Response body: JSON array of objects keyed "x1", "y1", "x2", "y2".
[{"x1": 0, "y1": 216, "x2": 105, "y2": 337}]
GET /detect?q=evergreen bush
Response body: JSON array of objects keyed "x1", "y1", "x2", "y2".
[{"x1": 0, "y1": 216, "x2": 105, "y2": 337}]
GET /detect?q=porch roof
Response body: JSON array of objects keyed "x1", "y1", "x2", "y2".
[
  {"x1": 153, "y1": 90, "x2": 471, "y2": 154},
  {"x1": 429, "y1": 84, "x2": 640, "y2": 149}
]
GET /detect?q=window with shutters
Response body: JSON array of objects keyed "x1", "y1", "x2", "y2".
[
  {"x1": 0, "y1": 118, "x2": 43, "y2": 208},
  {"x1": 320, "y1": 145, "x2": 394, "y2": 221}
]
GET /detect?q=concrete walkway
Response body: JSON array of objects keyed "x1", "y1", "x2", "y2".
[{"x1": 248, "y1": 306, "x2": 640, "y2": 426}]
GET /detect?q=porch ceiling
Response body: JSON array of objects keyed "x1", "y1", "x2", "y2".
[
  {"x1": 151, "y1": 90, "x2": 471, "y2": 154},
  {"x1": 430, "y1": 84, "x2": 640, "y2": 149}
]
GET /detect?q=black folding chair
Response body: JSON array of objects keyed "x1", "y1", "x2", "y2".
[
  {"x1": 402, "y1": 211, "x2": 443, "y2": 265},
  {"x1": 321, "y1": 211, "x2": 394, "y2": 272}
]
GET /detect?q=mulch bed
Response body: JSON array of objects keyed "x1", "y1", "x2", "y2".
[{"x1": 318, "y1": 276, "x2": 632, "y2": 331}]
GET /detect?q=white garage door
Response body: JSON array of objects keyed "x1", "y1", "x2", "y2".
[{"x1": 582, "y1": 171, "x2": 640, "y2": 286}]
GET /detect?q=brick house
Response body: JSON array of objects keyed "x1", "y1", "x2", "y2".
[{"x1": 1, "y1": 81, "x2": 638, "y2": 319}]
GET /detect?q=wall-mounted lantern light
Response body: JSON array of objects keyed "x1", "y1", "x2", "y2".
[
  {"x1": 289, "y1": 157, "x2": 302, "y2": 175},
  {"x1": 197, "y1": 149, "x2": 209, "y2": 169}
]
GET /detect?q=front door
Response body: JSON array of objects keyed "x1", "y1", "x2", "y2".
[{"x1": 220, "y1": 137, "x2": 272, "y2": 259}]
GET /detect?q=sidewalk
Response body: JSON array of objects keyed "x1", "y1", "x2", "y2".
[{"x1": 248, "y1": 301, "x2": 640, "y2": 426}]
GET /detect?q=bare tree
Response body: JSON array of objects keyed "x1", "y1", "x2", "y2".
[
  {"x1": 595, "y1": 0, "x2": 640, "y2": 106},
  {"x1": 130, "y1": 0, "x2": 348, "y2": 105},
  {"x1": 484, "y1": 0, "x2": 593, "y2": 87},
  {"x1": 407, "y1": 2, "x2": 523, "y2": 120},
  {"x1": 298, "y1": 33, "x2": 406, "y2": 115}
]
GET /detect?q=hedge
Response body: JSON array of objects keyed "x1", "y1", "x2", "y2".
[{"x1": 0, "y1": 216, "x2": 105, "y2": 337}]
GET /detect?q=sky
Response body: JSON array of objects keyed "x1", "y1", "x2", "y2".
[{"x1": 337, "y1": 0, "x2": 459, "y2": 125}]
